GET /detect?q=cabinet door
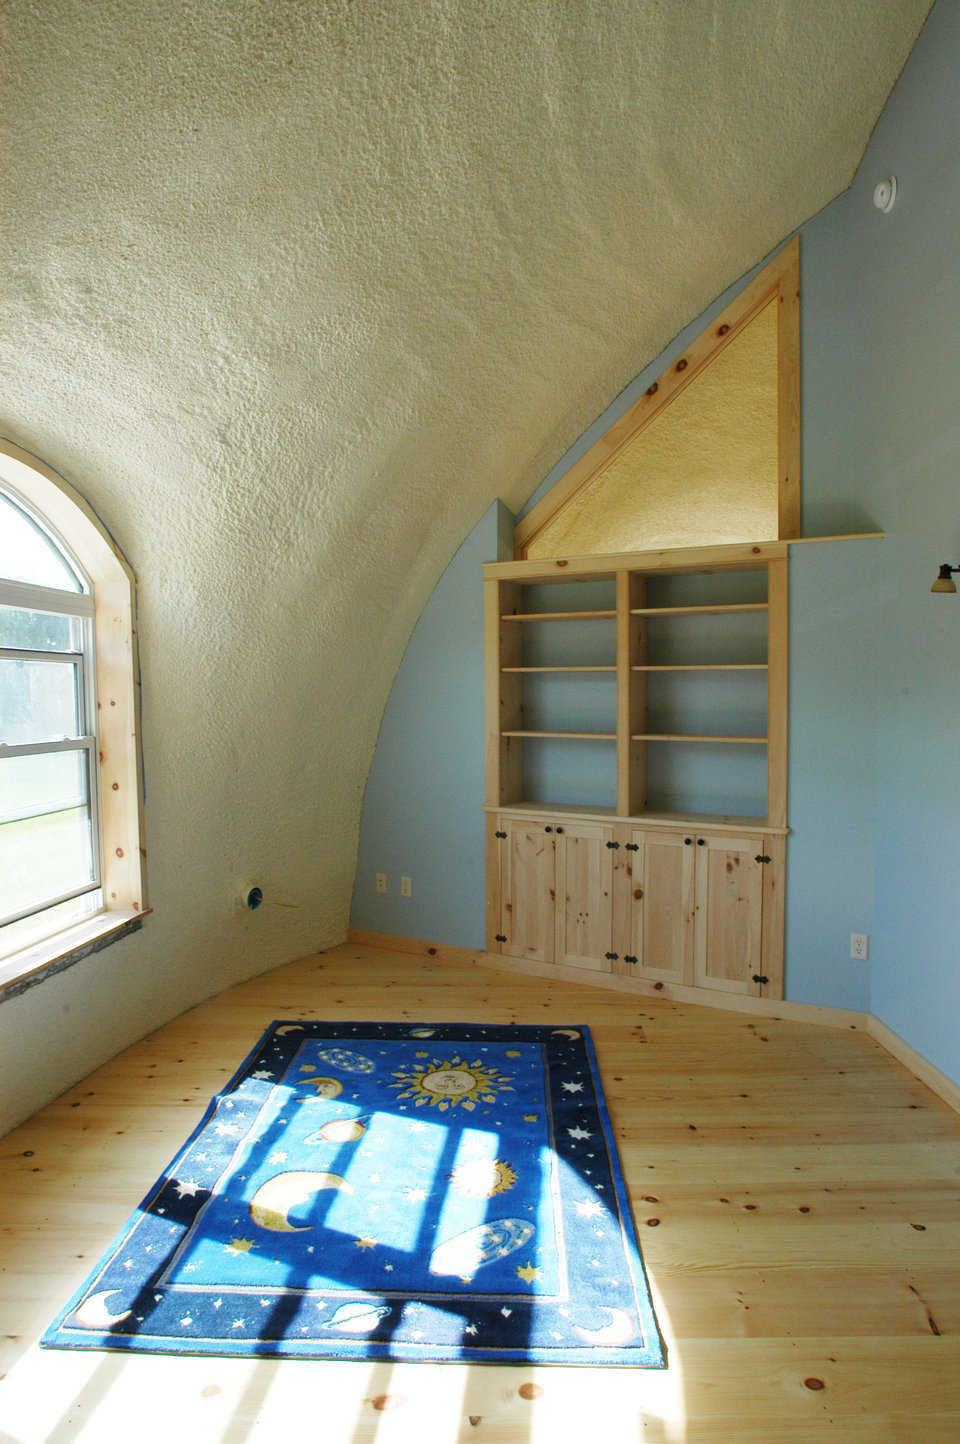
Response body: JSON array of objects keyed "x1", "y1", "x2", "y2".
[
  {"x1": 554, "y1": 821, "x2": 615, "y2": 972},
  {"x1": 499, "y1": 817, "x2": 556, "y2": 964},
  {"x1": 693, "y1": 834, "x2": 764, "y2": 994},
  {"x1": 624, "y1": 828, "x2": 696, "y2": 984}
]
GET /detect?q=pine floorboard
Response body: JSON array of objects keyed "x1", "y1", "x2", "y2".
[{"x1": 1, "y1": 939, "x2": 958, "y2": 1442}]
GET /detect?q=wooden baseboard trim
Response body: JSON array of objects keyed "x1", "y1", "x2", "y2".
[
  {"x1": 346, "y1": 929, "x2": 486, "y2": 968},
  {"x1": 346, "y1": 928, "x2": 866, "y2": 1028},
  {"x1": 867, "y1": 1015, "x2": 960, "y2": 1114},
  {"x1": 346, "y1": 928, "x2": 960, "y2": 1114}
]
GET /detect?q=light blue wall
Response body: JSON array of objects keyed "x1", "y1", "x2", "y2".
[
  {"x1": 352, "y1": 0, "x2": 960, "y2": 1080},
  {"x1": 350, "y1": 502, "x2": 511, "y2": 948},
  {"x1": 797, "y1": 0, "x2": 960, "y2": 1074}
]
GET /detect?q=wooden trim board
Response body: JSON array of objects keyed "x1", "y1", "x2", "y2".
[{"x1": 347, "y1": 928, "x2": 960, "y2": 1115}]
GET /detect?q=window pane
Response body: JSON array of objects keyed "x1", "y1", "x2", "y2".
[
  {"x1": 0, "y1": 492, "x2": 84, "y2": 592},
  {"x1": 0, "y1": 657, "x2": 81, "y2": 744},
  {"x1": 0, "y1": 889, "x2": 102, "y2": 958},
  {"x1": 0, "y1": 752, "x2": 96, "y2": 922},
  {"x1": 0, "y1": 604, "x2": 82, "y2": 652}
]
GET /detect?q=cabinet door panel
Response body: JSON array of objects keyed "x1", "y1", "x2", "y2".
[
  {"x1": 693, "y1": 834, "x2": 763, "y2": 993},
  {"x1": 555, "y1": 822, "x2": 614, "y2": 972},
  {"x1": 500, "y1": 818, "x2": 556, "y2": 964},
  {"x1": 627, "y1": 829, "x2": 695, "y2": 983}
]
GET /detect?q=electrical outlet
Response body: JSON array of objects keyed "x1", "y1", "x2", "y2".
[
  {"x1": 375, "y1": 873, "x2": 387, "y2": 894},
  {"x1": 400, "y1": 876, "x2": 412, "y2": 898},
  {"x1": 850, "y1": 932, "x2": 869, "y2": 960}
]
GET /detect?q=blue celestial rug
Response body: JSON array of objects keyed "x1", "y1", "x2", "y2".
[{"x1": 42, "y1": 1021, "x2": 665, "y2": 1367}]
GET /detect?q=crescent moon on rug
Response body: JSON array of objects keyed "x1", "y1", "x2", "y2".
[
  {"x1": 573, "y1": 1307, "x2": 635, "y2": 1345},
  {"x1": 274, "y1": 1025, "x2": 304, "y2": 1036},
  {"x1": 249, "y1": 1170, "x2": 353, "y2": 1232},
  {"x1": 551, "y1": 1029, "x2": 581, "y2": 1040},
  {"x1": 73, "y1": 1289, "x2": 132, "y2": 1329}
]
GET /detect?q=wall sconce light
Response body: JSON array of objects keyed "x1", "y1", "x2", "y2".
[{"x1": 931, "y1": 563, "x2": 959, "y2": 594}]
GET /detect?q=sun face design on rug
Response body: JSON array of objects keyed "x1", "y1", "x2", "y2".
[
  {"x1": 389, "y1": 1057, "x2": 513, "y2": 1112},
  {"x1": 449, "y1": 1158, "x2": 517, "y2": 1198}
]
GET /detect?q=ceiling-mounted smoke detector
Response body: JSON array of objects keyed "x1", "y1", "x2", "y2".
[{"x1": 873, "y1": 176, "x2": 898, "y2": 213}]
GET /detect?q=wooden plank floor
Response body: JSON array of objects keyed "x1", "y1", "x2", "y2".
[{"x1": 1, "y1": 940, "x2": 958, "y2": 1443}]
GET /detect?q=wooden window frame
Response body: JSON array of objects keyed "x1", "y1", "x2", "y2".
[
  {"x1": 0, "y1": 440, "x2": 147, "y2": 995},
  {"x1": 514, "y1": 238, "x2": 801, "y2": 559}
]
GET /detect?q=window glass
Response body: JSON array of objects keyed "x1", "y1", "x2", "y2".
[
  {"x1": 0, "y1": 752, "x2": 96, "y2": 925},
  {"x1": 0, "y1": 656, "x2": 81, "y2": 745},
  {"x1": 0, "y1": 491, "x2": 85, "y2": 592},
  {"x1": 0, "y1": 604, "x2": 82, "y2": 652}
]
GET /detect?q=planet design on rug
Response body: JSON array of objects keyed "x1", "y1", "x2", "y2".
[
  {"x1": 409, "y1": 1027, "x2": 435, "y2": 1038},
  {"x1": 390, "y1": 1057, "x2": 513, "y2": 1113},
  {"x1": 306, "y1": 1115, "x2": 369, "y2": 1144},
  {"x1": 449, "y1": 1158, "x2": 517, "y2": 1199},
  {"x1": 573, "y1": 1307, "x2": 636, "y2": 1345},
  {"x1": 298, "y1": 1076, "x2": 343, "y2": 1099},
  {"x1": 324, "y1": 1302, "x2": 392, "y2": 1333},
  {"x1": 249, "y1": 1171, "x2": 353, "y2": 1232},
  {"x1": 314, "y1": 1047, "x2": 375, "y2": 1074},
  {"x1": 73, "y1": 1289, "x2": 132, "y2": 1328},
  {"x1": 428, "y1": 1218, "x2": 534, "y2": 1278}
]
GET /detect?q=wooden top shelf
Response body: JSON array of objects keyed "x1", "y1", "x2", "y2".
[
  {"x1": 502, "y1": 730, "x2": 617, "y2": 740},
  {"x1": 631, "y1": 603, "x2": 768, "y2": 617},
  {"x1": 502, "y1": 665, "x2": 616, "y2": 673},
  {"x1": 633, "y1": 732, "x2": 768, "y2": 744},
  {"x1": 632, "y1": 663, "x2": 767, "y2": 672},
  {"x1": 501, "y1": 610, "x2": 617, "y2": 622}
]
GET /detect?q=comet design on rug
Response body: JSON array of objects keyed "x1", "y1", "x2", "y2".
[
  {"x1": 323, "y1": 1302, "x2": 392, "y2": 1333},
  {"x1": 428, "y1": 1219, "x2": 534, "y2": 1278},
  {"x1": 313, "y1": 1048, "x2": 375, "y2": 1074}
]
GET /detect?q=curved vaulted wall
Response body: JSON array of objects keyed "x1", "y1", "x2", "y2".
[{"x1": 0, "y1": 1, "x2": 930, "y2": 1132}]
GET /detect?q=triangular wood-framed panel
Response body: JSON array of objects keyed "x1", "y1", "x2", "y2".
[{"x1": 514, "y1": 239, "x2": 800, "y2": 559}]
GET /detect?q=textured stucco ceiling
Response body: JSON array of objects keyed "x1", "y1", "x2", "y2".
[{"x1": 0, "y1": 2, "x2": 930, "y2": 1053}]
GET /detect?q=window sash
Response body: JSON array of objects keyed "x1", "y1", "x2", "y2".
[
  {"x1": 0, "y1": 582, "x2": 102, "y2": 935},
  {"x1": 0, "y1": 577, "x2": 94, "y2": 618}
]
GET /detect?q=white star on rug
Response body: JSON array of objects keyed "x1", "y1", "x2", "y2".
[
  {"x1": 567, "y1": 1126, "x2": 592, "y2": 1141},
  {"x1": 174, "y1": 1179, "x2": 200, "y2": 1197},
  {"x1": 561, "y1": 1081, "x2": 584, "y2": 1093},
  {"x1": 575, "y1": 1200, "x2": 603, "y2": 1219}
]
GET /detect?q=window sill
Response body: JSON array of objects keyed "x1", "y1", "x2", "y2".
[{"x1": 0, "y1": 907, "x2": 149, "y2": 1002}]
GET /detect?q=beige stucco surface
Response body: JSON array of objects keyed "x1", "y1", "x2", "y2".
[
  {"x1": 0, "y1": 0, "x2": 929, "y2": 1131},
  {"x1": 530, "y1": 300, "x2": 780, "y2": 557}
]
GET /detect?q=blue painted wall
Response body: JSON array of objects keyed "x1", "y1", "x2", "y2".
[
  {"x1": 351, "y1": 502, "x2": 511, "y2": 948},
  {"x1": 797, "y1": 0, "x2": 960, "y2": 1073},
  {"x1": 353, "y1": 0, "x2": 960, "y2": 1081}
]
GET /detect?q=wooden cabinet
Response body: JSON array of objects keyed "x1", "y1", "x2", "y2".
[
  {"x1": 485, "y1": 541, "x2": 789, "y2": 1002},
  {"x1": 494, "y1": 815, "x2": 615, "y2": 974},
  {"x1": 490, "y1": 811, "x2": 784, "y2": 999},
  {"x1": 620, "y1": 826, "x2": 696, "y2": 985}
]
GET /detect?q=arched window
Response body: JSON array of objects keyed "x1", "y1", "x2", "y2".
[{"x1": 0, "y1": 442, "x2": 145, "y2": 988}]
